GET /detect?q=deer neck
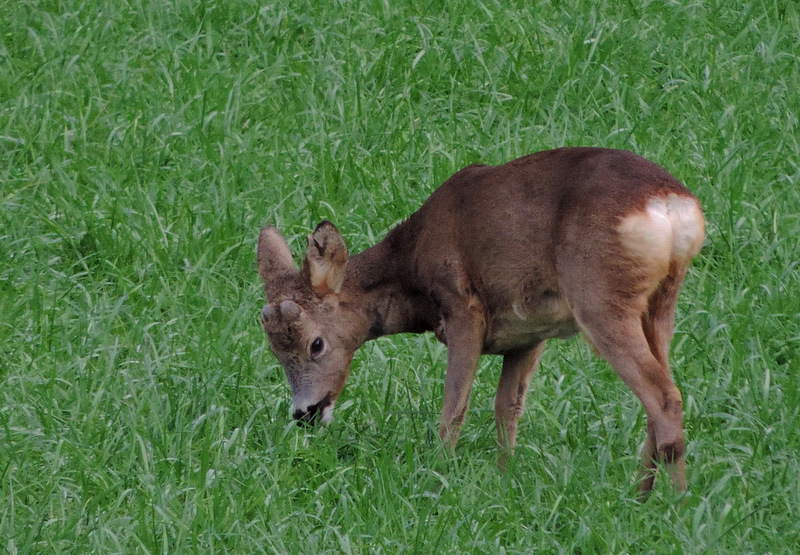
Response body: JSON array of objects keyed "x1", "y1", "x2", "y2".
[{"x1": 342, "y1": 228, "x2": 433, "y2": 342}]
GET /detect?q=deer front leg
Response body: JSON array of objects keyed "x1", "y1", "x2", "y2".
[
  {"x1": 495, "y1": 341, "x2": 546, "y2": 465},
  {"x1": 439, "y1": 310, "x2": 486, "y2": 448}
]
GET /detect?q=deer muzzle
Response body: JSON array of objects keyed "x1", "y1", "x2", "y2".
[{"x1": 293, "y1": 393, "x2": 334, "y2": 426}]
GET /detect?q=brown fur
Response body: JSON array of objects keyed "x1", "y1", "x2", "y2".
[{"x1": 258, "y1": 147, "x2": 704, "y2": 497}]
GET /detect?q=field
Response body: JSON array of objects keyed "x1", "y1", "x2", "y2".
[{"x1": 2, "y1": 0, "x2": 799, "y2": 552}]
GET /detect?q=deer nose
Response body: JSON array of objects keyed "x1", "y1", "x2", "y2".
[{"x1": 293, "y1": 394, "x2": 332, "y2": 426}]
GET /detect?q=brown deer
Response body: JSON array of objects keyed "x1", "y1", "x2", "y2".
[{"x1": 257, "y1": 147, "x2": 705, "y2": 495}]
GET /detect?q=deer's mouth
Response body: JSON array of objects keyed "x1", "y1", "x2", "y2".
[{"x1": 293, "y1": 393, "x2": 334, "y2": 426}]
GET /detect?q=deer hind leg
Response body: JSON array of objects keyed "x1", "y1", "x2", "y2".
[
  {"x1": 574, "y1": 283, "x2": 687, "y2": 495},
  {"x1": 557, "y1": 241, "x2": 689, "y2": 496},
  {"x1": 495, "y1": 341, "x2": 546, "y2": 465},
  {"x1": 556, "y1": 197, "x2": 700, "y2": 496},
  {"x1": 638, "y1": 266, "x2": 690, "y2": 494},
  {"x1": 580, "y1": 308, "x2": 686, "y2": 496}
]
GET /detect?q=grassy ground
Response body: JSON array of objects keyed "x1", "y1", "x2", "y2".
[{"x1": 2, "y1": 0, "x2": 799, "y2": 552}]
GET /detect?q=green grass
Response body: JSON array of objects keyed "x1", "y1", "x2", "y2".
[{"x1": 2, "y1": 0, "x2": 799, "y2": 552}]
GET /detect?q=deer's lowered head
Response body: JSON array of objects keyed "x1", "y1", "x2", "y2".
[
  {"x1": 259, "y1": 217, "x2": 438, "y2": 426},
  {"x1": 258, "y1": 221, "x2": 366, "y2": 425}
]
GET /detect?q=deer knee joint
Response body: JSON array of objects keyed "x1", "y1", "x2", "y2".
[
  {"x1": 657, "y1": 438, "x2": 685, "y2": 464},
  {"x1": 662, "y1": 393, "x2": 683, "y2": 416}
]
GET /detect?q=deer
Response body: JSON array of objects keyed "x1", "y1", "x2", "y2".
[{"x1": 257, "y1": 147, "x2": 705, "y2": 496}]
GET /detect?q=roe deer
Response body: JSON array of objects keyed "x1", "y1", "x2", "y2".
[{"x1": 257, "y1": 147, "x2": 704, "y2": 496}]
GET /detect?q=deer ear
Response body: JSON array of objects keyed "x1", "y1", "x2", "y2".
[
  {"x1": 258, "y1": 226, "x2": 298, "y2": 297},
  {"x1": 304, "y1": 221, "x2": 348, "y2": 295}
]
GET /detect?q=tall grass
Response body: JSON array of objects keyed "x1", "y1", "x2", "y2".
[{"x1": 1, "y1": 0, "x2": 799, "y2": 552}]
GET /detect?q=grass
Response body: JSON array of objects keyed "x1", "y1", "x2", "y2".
[{"x1": 1, "y1": 0, "x2": 799, "y2": 552}]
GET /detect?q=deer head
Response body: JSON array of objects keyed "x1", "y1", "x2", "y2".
[{"x1": 257, "y1": 221, "x2": 364, "y2": 425}]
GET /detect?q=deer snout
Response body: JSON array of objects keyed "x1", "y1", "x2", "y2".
[{"x1": 293, "y1": 393, "x2": 334, "y2": 426}]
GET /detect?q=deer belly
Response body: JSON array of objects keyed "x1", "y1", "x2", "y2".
[{"x1": 483, "y1": 295, "x2": 579, "y2": 354}]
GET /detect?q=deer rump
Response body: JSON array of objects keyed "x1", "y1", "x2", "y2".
[{"x1": 257, "y1": 147, "x2": 705, "y2": 497}]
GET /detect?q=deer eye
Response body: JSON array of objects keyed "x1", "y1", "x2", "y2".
[{"x1": 309, "y1": 337, "x2": 325, "y2": 358}]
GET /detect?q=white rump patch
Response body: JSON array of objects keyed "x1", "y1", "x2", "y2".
[
  {"x1": 666, "y1": 195, "x2": 705, "y2": 262},
  {"x1": 617, "y1": 195, "x2": 705, "y2": 270}
]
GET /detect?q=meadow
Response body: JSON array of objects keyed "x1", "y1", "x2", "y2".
[{"x1": 1, "y1": 0, "x2": 799, "y2": 552}]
